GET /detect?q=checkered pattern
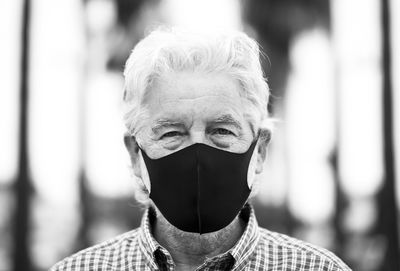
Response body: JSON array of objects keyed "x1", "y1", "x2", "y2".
[{"x1": 50, "y1": 205, "x2": 352, "y2": 270}]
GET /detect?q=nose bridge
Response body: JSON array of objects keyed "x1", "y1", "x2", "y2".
[{"x1": 190, "y1": 130, "x2": 206, "y2": 145}]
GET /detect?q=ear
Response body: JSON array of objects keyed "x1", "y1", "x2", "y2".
[
  {"x1": 123, "y1": 132, "x2": 142, "y2": 178},
  {"x1": 255, "y1": 129, "x2": 271, "y2": 174}
]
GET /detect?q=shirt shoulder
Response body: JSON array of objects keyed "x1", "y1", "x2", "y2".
[
  {"x1": 250, "y1": 227, "x2": 352, "y2": 271},
  {"x1": 49, "y1": 228, "x2": 144, "y2": 271}
]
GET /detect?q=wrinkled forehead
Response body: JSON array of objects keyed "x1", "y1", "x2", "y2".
[
  {"x1": 135, "y1": 71, "x2": 261, "y2": 134},
  {"x1": 143, "y1": 70, "x2": 259, "y2": 111}
]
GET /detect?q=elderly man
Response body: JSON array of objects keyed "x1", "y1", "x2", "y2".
[{"x1": 51, "y1": 28, "x2": 351, "y2": 271}]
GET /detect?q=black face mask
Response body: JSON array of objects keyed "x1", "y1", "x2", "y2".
[{"x1": 140, "y1": 140, "x2": 257, "y2": 234}]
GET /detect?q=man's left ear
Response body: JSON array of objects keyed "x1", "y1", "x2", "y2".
[{"x1": 256, "y1": 129, "x2": 271, "y2": 174}]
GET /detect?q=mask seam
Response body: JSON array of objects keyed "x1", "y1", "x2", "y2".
[{"x1": 196, "y1": 146, "x2": 202, "y2": 234}]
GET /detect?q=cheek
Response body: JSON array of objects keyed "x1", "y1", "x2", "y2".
[
  {"x1": 136, "y1": 131, "x2": 168, "y2": 159},
  {"x1": 142, "y1": 146, "x2": 169, "y2": 160}
]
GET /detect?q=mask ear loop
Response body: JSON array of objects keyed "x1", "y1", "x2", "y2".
[
  {"x1": 247, "y1": 133, "x2": 260, "y2": 190},
  {"x1": 246, "y1": 129, "x2": 271, "y2": 189}
]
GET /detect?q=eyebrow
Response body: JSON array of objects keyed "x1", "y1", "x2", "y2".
[
  {"x1": 150, "y1": 114, "x2": 255, "y2": 136},
  {"x1": 151, "y1": 118, "x2": 186, "y2": 134},
  {"x1": 209, "y1": 114, "x2": 243, "y2": 131}
]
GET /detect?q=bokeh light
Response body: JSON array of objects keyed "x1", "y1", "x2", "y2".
[{"x1": 1, "y1": 0, "x2": 399, "y2": 270}]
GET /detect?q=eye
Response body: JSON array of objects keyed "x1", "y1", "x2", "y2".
[
  {"x1": 161, "y1": 131, "x2": 182, "y2": 139},
  {"x1": 212, "y1": 128, "x2": 235, "y2": 136}
]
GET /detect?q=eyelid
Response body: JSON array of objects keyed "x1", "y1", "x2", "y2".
[
  {"x1": 209, "y1": 127, "x2": 237, "y2": 137},
  {"x1": 160, "y1": 130, "x2": 187, "y2": 140},
  {"x1": 210, "y1": 115, "x2": 242, "y2": 131},
  {"x1": 153, "y1": 124, "x2": 184, "y2": 134},
  {"x1": 152, "y1": 121, "x2": 186, "y2": 135},
  {"x1": 215, "y1": 127, "x2": 233, "y2": 133},
  {"x1": 208, "y1": 119, "x2": 242, "y2": 131}
]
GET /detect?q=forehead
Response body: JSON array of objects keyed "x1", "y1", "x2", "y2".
[
  {"x1": 143, "y1": 71, "x2": 251, "y2": 117},
  {"x1": 150, "y1": 71, "x2": 241, "y2": 99}
]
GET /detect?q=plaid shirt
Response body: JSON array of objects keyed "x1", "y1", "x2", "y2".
[{"x1": 50, "y1": 205, "x2": 351, "y2": 270}]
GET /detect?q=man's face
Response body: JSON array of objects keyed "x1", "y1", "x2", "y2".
[{"x1": 135, "y1": 71, "x2": 259, "y2": 159}]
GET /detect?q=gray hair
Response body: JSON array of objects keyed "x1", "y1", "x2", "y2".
[
  {"x1": 122, "y1": 27, "x2": 272, "y2": 204},
  {"x1": 123, "y1": 27, "x2": 271, "y2": 136}
]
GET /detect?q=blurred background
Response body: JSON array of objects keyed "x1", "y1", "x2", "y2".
[{"x1": 1, "y1": 0, "x2": 399, "y2": 270}]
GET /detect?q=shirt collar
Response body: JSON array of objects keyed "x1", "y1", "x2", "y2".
[
  {"x1": 138, "y1": 207, "x2": 164, "y2": 269},
  {"x1": 138, "y1": 203, "x2": 260, "y2": 269},
  {"x1": 228, "y1": 203, "x2": 260, "y2": 268}
]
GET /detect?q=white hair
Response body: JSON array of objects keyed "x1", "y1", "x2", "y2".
[
  {"x1": 122, "y1": 26, "x2": 272, "y2": 204},
  {"x1": 123, "y1": 27, "x2": 271, "y2": 135}
]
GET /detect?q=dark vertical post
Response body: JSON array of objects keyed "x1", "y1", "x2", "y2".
[
  {"x1": 76, "y1": 172, "x2": 91, "y2": 251},
  {"x1": 378, "y1": 0, "x2": 400, "y2": 269},
  {"x1": 331, "y1": 149, "x2": 347, "y2": 259},
  {"x1": 76, "y1": 0, "x2": 90, "y2": 252},
  {"x1": 13, "y1": 0, "x2": 32, "y2": 270},
  {"x1": 328, "y1": 0, "x2": 346, "y2": 258}
]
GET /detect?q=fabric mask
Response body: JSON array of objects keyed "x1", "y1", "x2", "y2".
[{"x1": 140, "y1": 140, "x2": 258, "y2": 234}]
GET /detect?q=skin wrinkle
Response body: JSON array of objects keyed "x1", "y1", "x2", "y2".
[
  {"x1": 119, "y1": 29, "x2": 278, "y2": 270},
  {"x1": 151, "y1": 120, "x2": 187, "y2": 136},
  {"x1": 153, "y1": 204, "x2": 246, "y2": 268},
  {"x1": 135, "y1": 74, "x2": 260, "y2": 155},
  {"x1": 140, "y1": 104, "x2": 259, "y2": 142},
  {"x1": 134, "y1": 72, "x2": 261, "y2": 141},
  {"x1": 137, "y1": 72, "x2": 255, "y2": 158},
  {"x1": 152, "y1": 114, "x2": 243, "y2": 140},
  {"x1": 125, "y1": 70, "x2": 269, "y2": 271},
  {"x1": 209, "y1": 114, "x2": 243, "y2": 133}
]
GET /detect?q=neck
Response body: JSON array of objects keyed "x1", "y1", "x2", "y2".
[{"x1": 152, "y1": 207, "x2": 245, "y2": 269}]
